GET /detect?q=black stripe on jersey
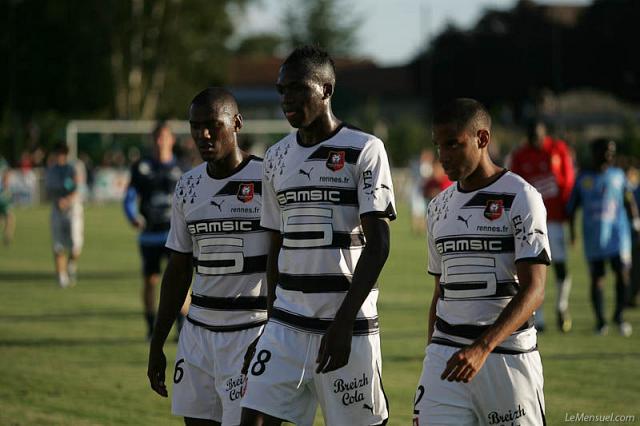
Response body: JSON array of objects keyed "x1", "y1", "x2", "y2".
[
  {"x1": 435, "y1": 316, "x2": 534, "y2": 340},
  {"x1": 214, "y1": 180, "x2": 262, "y2": 197},
  {"x1": 279, "y1": 273, "x2": 351, "y2": 292},
  {"x1": 194, "y1": 254, "x2": 267, "y2": 275},
  {"x1": 187, "y1": 219, "x2": 263, "y2": 235},
  {"x1": 282, "y1": 232, "x2": 365, "y2": 249},
  {"x1": 271, "y1": 308, "x2": 378, "y2": 335},
  {"x1": 306, "y1": 146, "x2": 363, "y2": 164},
  {"x1": 440, "y1": 280, "x2": 520, "y2": 299},
  {"x1": 187, "y1": 315, "x2": 267, "y2": 332},
  {"x1": 277, "y1": 187, "x2": 358, "y2": 206},
  {"x1": 435, "y1": 236, "x2": 514, "y2": 254},
  {"x1": 191, "y1": 294, "x2": 268, "y2": 311},
  {"x1": 461, "y1": 192, "x2": 516, "y2": 209},
  {"x1": 431, "y1": 337, "x2": 538, "y2": 355}
]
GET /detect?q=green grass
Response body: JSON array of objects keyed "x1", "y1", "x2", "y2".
[{"x1": 1, "y1": 204, "x2": 639, "y2": 425}]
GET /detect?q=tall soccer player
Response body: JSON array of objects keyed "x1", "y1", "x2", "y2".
[
  {"x1": 414, "y1": 99, "x2": 549, "y2": 425},
  {"x1": 567, "y1": 138, "x2": 639, "y2": 337},
  {"x1": 124, "y1": 121, "x2": 186, "y2": 339},
  {"x1": 509, "y1": 120, "x2": 575, "y2": 332},
  {"x1": 240, "y1": 46, "x2": 395, "y2": 425},
  {"x1": 147, "y1": 88, "x2": 270, "y2": 425}
]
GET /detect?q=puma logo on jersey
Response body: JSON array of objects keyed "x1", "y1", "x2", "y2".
[
  {"x1": 210, "y1": 199, "x2": 225, "y2": 211},
  {"x1": 299, "y1": 167, "x2": 313, "y2": 180},
  {"x1": 457, "y1": 214, "x2": 472, "y2": 228}
]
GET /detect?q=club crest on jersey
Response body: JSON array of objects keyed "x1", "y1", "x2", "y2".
[
  {"x1": 237, "y1": 183, "x2": 254, "y2": 203},
  {"x1": 326, "y1": 151, "x2": 345, "y2": 171},
  {"x1": 484, "y1": 199, "x2": 503, "y2": 220}
]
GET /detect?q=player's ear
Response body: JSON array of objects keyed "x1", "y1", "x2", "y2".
[
  {"x1": 322, "y1": 83, "x2": 333, "y2": 100},
  {"x1": 477, "y1": 129, "x2": 490, "y2": 148},
  {"x1": 234, "y1": 113, "x2": 243, "y2": 132}
]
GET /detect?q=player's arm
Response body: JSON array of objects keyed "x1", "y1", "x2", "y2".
[
  {"x1": 624, "y1": 186, "x2": 640, "y2": 236},
  {"x1": 440, "y1": 261, "x2": 546, "y2": 383},
  {"x1": 427, "y1": 275, "x2": 441, "y2": 344},
  {"x1": 148, "y1": 250, "x2": 193, "y2": 397},
  {"x1": 316, "y1": 215, "x2": 390, "y2": 373}
]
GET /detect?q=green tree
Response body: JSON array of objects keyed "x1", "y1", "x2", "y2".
[{"x1": 283, "y1": 0, "x2": 360, "y2": 55}]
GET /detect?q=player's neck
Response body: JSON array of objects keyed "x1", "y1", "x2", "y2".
[
  {"x1": 459, "y1": 160, "x2": 505, "y2": 192},
  {"x1": 156, "y1": 149, "x2": 173, "y2": 164},
  {"x1": 207, "y1": 149, "x2": 249, "y2": 180},
  {"x1": 297, "y1": 110, "x2": 341, "y2": 147}
]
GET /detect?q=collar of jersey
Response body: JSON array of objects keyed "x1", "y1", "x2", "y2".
[
  {"x1": 205, "y1": 155, "x2": 257, "y2": 181},
  {"x1": 456, "y1": 168, "x2": 509, "y2": 193},
  {"x1": 295, "y1": 122, "x2": 346, "y2": 148}
]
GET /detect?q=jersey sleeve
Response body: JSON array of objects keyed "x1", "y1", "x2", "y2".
[
  {"x1": 356, "y1": 138, "x2": 397, "y2": 220},
  {"x1": 556, "y1": 141, "x2": 576, "y2": 204},
  {"x1": 165, "y1": 176, "x2": 192, "y2": 253},
  {"x1": 426, "y1": 199, "x2": 442, "y2": 275},
  {"x1": 260, "y1": 150, "x2": 281, "y2": 232},
  {"x1": 511, "y1": 185, "x2": 551, "y2": 264}
]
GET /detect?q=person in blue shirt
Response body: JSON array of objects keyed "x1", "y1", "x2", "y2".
[
  {"x1": 124, "y1": 122, "x2": 188, "y2": 339},
  {"x1": 568, "y1": 138, "x2": 640, "y2": 336}
]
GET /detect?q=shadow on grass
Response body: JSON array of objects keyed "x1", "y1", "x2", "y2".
[
  {"x1": 0, "y1": 309, "x2": 141, "y2": 322},
  {"x1": 0, "y1": 337, "x2": 147, "y2": 348},
  {"x1": 0, "y1": 270, "x2": 137, "y2": 283}
]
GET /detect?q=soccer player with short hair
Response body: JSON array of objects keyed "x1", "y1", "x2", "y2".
[
  {"x1": 240, "y1": 46, "x2": 395, "y2": 426},
  {"x1": 124, "y1": 121, "x2": 186, "y2": 339},
  {"x1": 147, "y1": 88, "x2": 269, "y2": 425},
  {"x1": 567, "y1": 138, "x2": 640, "y2": 337},
  {"x1": 509, "y1": 120, "x2": 575, "y2": 333},
  {"x1": 414, "y1": 98, "x2": 549, "y2": 425},
  {"x1": 45, "y1": 142, "x2": 84, "y2": 288}
]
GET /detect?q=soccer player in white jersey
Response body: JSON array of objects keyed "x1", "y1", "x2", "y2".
[
  {"x1": 413, "y1": 99, "x2": 550, "y2": 425},
  {"x1": 147, "y1": 87, "x2": 270, "y2": 425},
  {"x1": 240, "y1": 46, "x2": 396, "y2": 426}
]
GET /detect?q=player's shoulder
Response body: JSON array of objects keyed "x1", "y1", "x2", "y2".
[
  {"x1": 178, "y1": 161, "x2": 207, "y2": 182},
  {"x1": 265, "y1": 132, "x2": 295, "y2": 156},
  {"x1": 427, "y1": 182, "x2": 457, "y2": 210},
  {"x1": 502, "y1": 170, "x2": 544, "y2": 201},
  {"x1": 339, "y1": 123, "x2": 384, "y2": 149}
]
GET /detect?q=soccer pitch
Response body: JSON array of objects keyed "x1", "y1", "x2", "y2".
[{"x1": 1, "y1": 204, "x2": 638, "y2": 425}]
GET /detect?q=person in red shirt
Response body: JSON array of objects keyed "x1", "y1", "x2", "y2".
[{"x1": 509, "y1": 120, "x2": 575, "y2": 333}]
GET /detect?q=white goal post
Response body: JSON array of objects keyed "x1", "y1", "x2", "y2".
[{"x1": 65, "y1": 119, "x2": 293, "y2": 159}]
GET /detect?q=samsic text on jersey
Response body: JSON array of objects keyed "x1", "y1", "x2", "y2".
[
  {"x1": 427, "y1": 170, "x2": 551, "y2": 353},
  {"x1": 165, "y1": 156, "x2": 269, "y2": 331},
  {"x1": 261, "y1": 124, "x2": 397, "y2": 336}
]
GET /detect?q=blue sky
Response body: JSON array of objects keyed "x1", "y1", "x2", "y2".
[{"x1": 235, "y1": 0, "x2": 593, "y2": 66}]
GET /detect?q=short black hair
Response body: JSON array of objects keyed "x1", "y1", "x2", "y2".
[
  {"x1": 282, "y1": 45, "x2": 336, "y2": 85},
  {"x1": 433, "y1": 98, "x2": 492, "y2": 133},
  {"x1": 591, "y1": 137, "x2": 615, "y2": 154},
  {"x1": 190, "y1": 87, "x2": 239, "y2": 115},
  {"x1": 52, "y1": 142, "x2": 69, "y2": 155}
]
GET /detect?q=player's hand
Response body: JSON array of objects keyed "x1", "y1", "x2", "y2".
[
  {"x1": 147, "y1": 346, "x2": 168, "y2": 397},
  {"x1": 133, "y1": 217, "x2": 145, "y2": 230},
  {"x1": 241, "y1": 336, "x2": 260, "y2": 375},
  {"x1": 440, "y1": 343, "x2": 490, "y2": 383},
  {"x1": 57, "y1": 197, "x2": 70, "y2": 211},
  {"x1": 316, "y1": 321, "x2": 353, "y2": 373}
]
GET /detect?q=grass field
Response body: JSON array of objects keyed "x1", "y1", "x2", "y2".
[{"x1": 1, "y1": 203, "x2": 639, "y2": 425}]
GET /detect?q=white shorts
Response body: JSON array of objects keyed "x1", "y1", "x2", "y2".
[
  {"x1": 413, "y1": 343, "x2": 545, "y2": 426},
  {"x1": 547, "y1": 222, "x2": 566, "y2": 262},
  {"x1": 51, "y1": 204, "x2": 83, "y2": 254},
  {"x1": 172, "y1": 321, "x2": 263, "y2": 424},
  {"x1": 241, "y1": 321, "x2": 389, "y2": 426}
]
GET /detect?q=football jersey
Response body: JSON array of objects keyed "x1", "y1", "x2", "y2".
[
  {"x1": 427, "y1": 170, "x2": 550, "y2": 352},
  {"x1": 509, "y1": 137, "x2": 575, "y2": 222},
  {"x1": 166, "y1": 156, "x2": 269, "y2": 331},
  {"x1": 567, "y1": 167, "x2": 631, "y2": 261},
  {"x1": 46, "y1": 163, "x2": 78, "y2": 210},
  {"x1": 128, "y1": 157, "x2": 183, "y2": 233},
  {"x1": 261, "y1": 124, "x2": 396, "y2": 336}
]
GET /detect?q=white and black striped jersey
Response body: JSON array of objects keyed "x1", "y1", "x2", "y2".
[
  {"x1": 261, "y1": 124, "x2": 396, "y2": 336},
  {"x1": 427, "y1": 170, "x2": 550, "y2": 353},
  {"x1": 166, "y1": 156, "x2": 269, "y2": 331}
]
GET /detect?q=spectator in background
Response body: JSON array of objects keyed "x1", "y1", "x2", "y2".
[
  {"x1": 627, "y1": 166, "x2": 640, "y2": 307},
  {"x1": 422, "y1": 159, "x2": 453, "y2": 204},
  {"x1": 509, "y1": 120, "x2": 575, "y2": 333},
  {"x1": 123, "y1": 121, "x2": 188, "y2": 340},
  {"x1": 45, "y1": 143, "x2": 84, "y2": 288},
  {"x1": 568, "y1": 138, "x2": 640, "y2": 336},
  {"x1": 0, "y1": 155, "x2": 15, "y2": 245},
  {"x1": 409, "y1": 149, "x2": 434, "y2": 234}
]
